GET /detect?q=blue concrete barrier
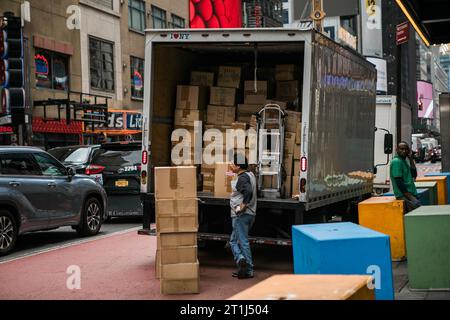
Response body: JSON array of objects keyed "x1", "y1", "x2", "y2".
[{"x1": 292, "y1": 222, "x2": 394, "y2": 300}]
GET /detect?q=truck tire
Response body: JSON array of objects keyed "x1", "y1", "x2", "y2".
[
  {"x1": 0, "y1": 210, "x2": 18, "y2": 257},
  {"x1": 76, "y1": 197, "x2": 103, "y2": 237}
]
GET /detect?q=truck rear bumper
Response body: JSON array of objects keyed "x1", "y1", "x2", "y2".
[{"x1": 107, "y1": 194, "x2": 143, "y2": 217}]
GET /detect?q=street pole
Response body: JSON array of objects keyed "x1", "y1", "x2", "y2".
[{"x1": 396, "y1": 43, "x2": 402, "y2": 145}]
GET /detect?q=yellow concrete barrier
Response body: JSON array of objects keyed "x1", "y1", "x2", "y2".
[
  {"x1": 358, "y1": 196, "x2": 405, "y2": 261},
  {"x1": 416, "y1": 176, "x2": 448, "y2": 205}
]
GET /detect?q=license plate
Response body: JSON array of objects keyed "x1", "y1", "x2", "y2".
[{"x1": 115, "y1": 180, "x2": 129, "y2": 187}]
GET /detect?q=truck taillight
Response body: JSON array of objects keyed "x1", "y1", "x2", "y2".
[
  {"x1": 141, "y1": 170, "x2": 147, "y2": 185},
  {"x1": 142, "y1": 150, "x2": 148, "y2": 165},
  {"x1": 300, "y1": 178, "x2": 307, "y2": 193},
  {"x1": 301, "y1": 157, "x2": 307, "y2": 172},
  {"x1": 86, "y1": 165, "x2": 105, "y2": 175}
]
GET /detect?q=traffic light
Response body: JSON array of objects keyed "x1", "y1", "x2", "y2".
[{"x1": 1, "y1": 12, "x2": 25, "y2": 125}]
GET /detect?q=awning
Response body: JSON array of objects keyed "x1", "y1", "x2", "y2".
[
  {"x1": 33, "y1": 117, "x2": 83, "y2": 134},
  {"x1": 396, "y1": 0, "x2": 450, "y2": 45}
]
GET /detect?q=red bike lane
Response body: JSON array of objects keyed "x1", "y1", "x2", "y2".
[{"x1": 0, "y1": 230, "x2": 281, "y2": 300}]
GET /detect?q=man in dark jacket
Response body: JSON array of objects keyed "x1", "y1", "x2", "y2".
[
  {"x1": 390, "y1": 141, "x2": 421, "y2": 213},
  {"x1": 229, "y1": 154, "x2": 257, "y2": 279}
]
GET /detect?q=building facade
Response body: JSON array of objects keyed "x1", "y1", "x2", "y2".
[{"x1": 0, "y1": 0, "x2": 188, "y2": 148}]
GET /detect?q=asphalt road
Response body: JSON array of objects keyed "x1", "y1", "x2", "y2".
[{"x1": 0, "y1": 217, "x2": 142, "y2": 264}]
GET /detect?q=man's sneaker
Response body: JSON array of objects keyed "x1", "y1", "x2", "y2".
[
  {"x1": 237, "y1": 258, "x2": 248, "y2": 279},
  {"x1": 232, "y1": 271, "x2": 254, "y2": 279}
]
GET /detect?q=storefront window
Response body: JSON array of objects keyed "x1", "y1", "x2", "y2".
[
  {"x1": 130, "y1": 56, "x2": 144, "y2": 99},
  {"x1": 35, "y1": 50, "x2": 69, "y2": 91}
]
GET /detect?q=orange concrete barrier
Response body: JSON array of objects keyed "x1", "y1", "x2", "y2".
[
  {"x1": 228, "y1": 275, "x2": 375, "y2": 300},
  {"x1": 358, "y1": 196, "x2": 405, "y2": 261}
]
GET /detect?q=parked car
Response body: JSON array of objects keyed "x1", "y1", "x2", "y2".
[
  {"x1": 430, "y1": 145, "x2": 442, "y2": 163},
  {"x1": 48, "y1": 145, "x2": 100, "y2": 174},
  {"x1": 421, "y1": 141, "x2": 434, "y2": 162},
  {"x1": 89, "y1": 141, "x2": 143, "y2": 218},
  {"x1": 0, "y1": 146, "x2": 107, "y2": 256}
]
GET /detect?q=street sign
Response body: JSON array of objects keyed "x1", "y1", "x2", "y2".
[{"x1": 396, "y1": 21, "x2": 409, "y2": 45}]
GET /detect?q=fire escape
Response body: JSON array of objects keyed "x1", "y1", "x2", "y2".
[{"x1": 33, "y1": 90, "x2": 110, "y2": 141}]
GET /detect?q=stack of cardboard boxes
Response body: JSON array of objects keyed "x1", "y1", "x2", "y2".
[
  {"x1": 171, "y1": 64, "x2": 302, "y2": 198},
  {"x1": 201, "y1": 66, "x2": 239, "y2": 193},
  {"x1": 173, "y1": 85, "x2": 208, "y2": 166},
  {"x1": 154, "y1": 166, "x2": 200, "y2": 295}
]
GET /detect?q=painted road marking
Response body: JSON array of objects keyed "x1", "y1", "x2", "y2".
[{"x1": 0, "y1": 227, "x2": 141, "y2": 265}]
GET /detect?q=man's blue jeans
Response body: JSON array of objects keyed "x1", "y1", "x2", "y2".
[{"x1": 230, "y1": 213, "x2": 255, "y2": 275}]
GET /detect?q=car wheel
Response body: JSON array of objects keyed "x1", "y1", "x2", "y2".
[
  {"x1": 0, "y1": 210, "x2": 18, "y2": 257},
  {"x1": 76, "y1": 197, "x2": 103, "y2": 237}
]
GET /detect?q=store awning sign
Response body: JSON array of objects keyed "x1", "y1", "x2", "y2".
[{"x1": 127, "y1": 113, "x2": 142, "y2": 130}]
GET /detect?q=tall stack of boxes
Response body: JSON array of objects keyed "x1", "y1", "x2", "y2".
[
  {"x1": 173, "y1": 85, "x2": 208, "y2": 166},
  {"x1": 154, "y1": 166, "x2": 200, "y2": 295},
  {"x1": 203, "y1": 66, "x2": 239, "y2": 193},
  {"x1": 170, "y1": 64, "x2": 302, "y2": 198}
]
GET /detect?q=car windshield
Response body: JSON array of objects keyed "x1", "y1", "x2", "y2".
[
  {"x1": 49, "y1": 147, "x2": 91, "y2": 164},
  {"x1": 91, "y1": 147, "x2": 141, "y2": 173}
]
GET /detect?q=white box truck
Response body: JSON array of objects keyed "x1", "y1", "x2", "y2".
[
  {"x1": 139, "y1": 28, "x2": 378, "y2": 245},
  {"x1": 374, "y1": 95, "x2": 396, "y2": 194}
]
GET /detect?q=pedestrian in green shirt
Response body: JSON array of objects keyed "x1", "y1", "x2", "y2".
[{"x1": 390, "y1": 141, "x2": 421, "y2": 213}]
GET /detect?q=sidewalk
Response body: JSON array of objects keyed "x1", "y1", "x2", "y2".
[{"x1": 0, "y1": 230, "x2": 286, "y2": 300}]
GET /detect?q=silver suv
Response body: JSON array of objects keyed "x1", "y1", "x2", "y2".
[{"x1": 0, "y1": 146, "x2": 107, "y2": 256}]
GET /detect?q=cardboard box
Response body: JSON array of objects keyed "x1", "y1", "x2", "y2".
[
  {"x1": 244, "y1": 81, "x2": 268, "y2": 105},
  {"x1": 190, "y1": 71, "x2": 214, "y2": 87},
  {"x1": 204, "y1": 124, "x2": 232, "y2": 133},
  {"x1": 244, "y1": 80, "x2": 268, "y2": 94},
  {"x1": 263, "y1": 175, "x2": 278, "y2": 189},
  {"x1": 266, "y1": 100, "x2": 287, "y2": 109},
  {"x1": 159, "y1": 246, "x2": 198, "y2": 265},
  {"x1": 160, "y1": 278, "x2": 200, "y2": 295},
  {"x1": 284, "y1": 132, "x2": 296, "y2": 154},
  {"x1": 174, "y1": 109, "x2": 204, "y2": 128},
  {"x1": 294, "y1": 144, "x2": 301, "y2": 160},
  {"x1": 217, "y1": 66, "x2": 241, "y2": 88},
  {"x1": 161, "y1": 261, "x2": 199, "y2": 280},
  {"x1": 295, "y1": 122, "x2": 302, "y2": 145},
  {"x1": 206, "y1": 105, "x2": 236, "y2": 125},
  {"x1": 293, "y1": 160, "x2": 300, "y2": 176},
  {"x1": 176, "y1": 85, "x2": 208, "y2": 110},
  {"x1": 237, "y1": 104, "x2": 262, "y2": 122},
  {"x1": 276, "y1": 64, "x2": 296, "y2": 81},
  {"x1": 157, "y1": 214, "x2": 198, "y2": 234},
  {"x1": 210, "y1": 87, "x2": 236, "y2": 106},
  {"x1": 292, "y1": 176, "x2": 300, "y2": 196},
  {"x1": 249, "y1": 115, "x2": 258, "y2": 128},
  {"x1": 246, "y1": 132, "x2": 257, "y2": 150},
  {"x1": 284, "y1": 176, "x2": 292, "y2": 198},
  {"x1": 157, "y1": 232, "x2": 197, "y2": 249},
  {"x1": 244, "y1": 94, "x2": 266, "y2": 105},
  {"x1": 214, "y1": 163, "x2": 237, "y2": 198},
  {"x1": 154, "y1": 166, "x2": 197, "y2": 199},
  {"x1": 276, "y1": 81, "x2": 299, "y2": 101},
  {"x1": 156, "y1": 250, "x2": 161, "y2": 279},
  {"x1": 285, "y1": 110, "x2": 302, "y2": 133},
  {"x1": 156, "y1": 199, "x2": 198, "y2": 233},
  {"x1": 283, "y1": 154, "x2": 293, "y2": 176},
  {"x1": 232, "y1": 122, "x2": 247, "y2": 131}
]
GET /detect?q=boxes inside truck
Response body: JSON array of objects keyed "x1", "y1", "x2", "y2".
[{"x1": 152, "y1": 42, "x2": 304, "y2": 200}]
